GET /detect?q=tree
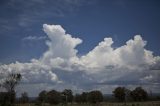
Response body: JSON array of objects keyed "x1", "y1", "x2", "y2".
[
  {"x1": 113, "y1": 87, "x2": 126, "y2": 102},
  {"x1": 20, "y1": 92, "x2": 29, "y2": 103},
  {"x1": 2, "y1": 73, "x2": 22, "y2": 104},
  {"x1": 61, "y1": 89, "x2": 73, "y2": 103},
  {"x1": 0, "y1": 92, "x2": 9, "y2": 106},
  {"x1": 3, "y1": 73, "x2": 21, "y2": 93},
  {"x1": 38, "y1": 90, "x2": 47, "y2": 104},
  {"x1": 80, "y1": 92, "x2": 88, "y2": 103},
  {"x1": 88, "y1": 90, "x2": 103, "y2": 104},
  {"x1": 74, "y1": 94, "x2": 82, "y2": 103},
  {"x1": 130, "y1": 87, "x2": 148, "y2": 101},
  {"x1": 74, "y1": 92, "x2": 88, "y2": 104},
  {"x1": 47, "y1": 90, "x2": 61, "y2": 104}
]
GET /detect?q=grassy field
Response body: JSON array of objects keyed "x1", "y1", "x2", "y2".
[{"x1": 15, "y1": 101, "x2": 160, "y2": 106}]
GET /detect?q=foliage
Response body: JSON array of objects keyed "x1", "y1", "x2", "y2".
[
  {"x1": 130, "y1": 87, "x2": 148, "y2": 101},
  {"x1": 74, "y1": 93, "x2": 88, "y2": 103},
  {"x1": 113, "y1": 87, "x2": 126, "y2": 102},
  {"x1": 1, "y1": 73, "x2": 21, "y2": 104},
  {"x1": 0, "y1": 92, "x2": 10, "y2": 106},
  {"x1": 87, "y1": 90, "x2": 103, "y2": 104},
  {"x1": 20, "y1": 92, "x2": 29, "y2": 103},
  {"x1": 38, "y1": 90, "x2": 47, "y2": 103},
  {"x1": 80, "y1": 92, "x2": 88, "y2": 103},
  {"x1": 74, "y1": 94, "x2": 82, "y2": 103},
  {"x1": 61, "y1": 89, "x2": 73, "y2": 103},
  {"x1": 47, "y1": 90, "x2": 61, "y2": 104},
  {"x1": 3, "y1": 73, "x2": 21, "y2": 92}
]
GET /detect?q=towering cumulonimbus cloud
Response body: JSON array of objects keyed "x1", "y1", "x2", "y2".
[
  {"x1": 42, "y1": 24, "x2": 82, "y2": 60},
  {"x1": 0, "y1": 24, "x2": 160, "y2": 96}
]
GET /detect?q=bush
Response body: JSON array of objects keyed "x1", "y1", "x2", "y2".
[
  {"x1": 88, "y1": 90, "x2": 103, "y2": 104},
  {"x1": 47, "y1": 90, "x2": 61, "y2": 104}
]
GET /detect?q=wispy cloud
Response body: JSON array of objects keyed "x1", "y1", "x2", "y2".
[
  {"x1": 22, "y1": 36, "x2": 46, "y2": 41},
  {"x1": 0, "y1": 0, "x2": 96, "y2": 35}
]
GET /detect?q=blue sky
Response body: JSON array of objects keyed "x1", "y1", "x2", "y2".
[
  {"x1": 0, "y1": 0, "x2": 160, "y2": 64},
  {"x1": 0, "y1": 0, "x2": 160, "y2": 96}
]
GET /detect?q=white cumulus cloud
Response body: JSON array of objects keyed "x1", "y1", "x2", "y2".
[{"x1": 0, "y1": 24, "x2": 160, "y2": 96}]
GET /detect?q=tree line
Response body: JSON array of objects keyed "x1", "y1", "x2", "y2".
[
  {"x1": 36, "y1": 87, "x2": 149, "y2": 105},
  {"x1": 0, "y1": 73, "x2": 160, "y2": 106},
  {"x1": 112, "y1": 86, "x2": 148, "y2": 102},
  {"x1": 37, "y1": 89, "x2": 103, "y2": 105}
]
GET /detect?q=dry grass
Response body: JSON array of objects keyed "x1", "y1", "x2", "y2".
[{"x1": 16, "y1": 101, "x2": 160, "y2": 106}]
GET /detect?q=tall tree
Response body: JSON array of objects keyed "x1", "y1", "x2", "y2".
[
  {"x1": 2, "y1": 73, "x2": 22, "y2": 104},
  {"x1": 88, "y1": 90, "x2": 103, "y2": 104},
  {"x1": 74, "y1": 94, "x2": 82, "y2": 103},
  {"x1": 47, "y1": 90, "x2": 61, "y2": 104},
  {"x1": 113, "y1": 87, "x2": 126, "y2": 102},
  {"x1": 62, "y1": 89, "x2": 73, "y2": 103},
  {"x1": 0, "y1": 92, "x2": 9, "y2": 106},
  {"x1": 3, "y1": 73, "x2": 21, "y2": 92},
  {"x1": 130, "y1": 87, "x2": 148, "y2": 101},
  {"x1": 74, "y1": 92, "x2": 89, "y2": 104},
  {"x1": 80, "y1": 92, "x2": 88, "y2": 103},
  {"x1": 20, "y1": 92, "x2": 29, "y2": 103},
  {"x1": 38, "y1": 90, "x2": 47, "y2": 104}
]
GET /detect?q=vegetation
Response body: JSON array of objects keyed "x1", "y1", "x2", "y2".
[
  {"x1": 74, "y1": 91, "x2": 103, "y2": 104},
  {"x1": 130, "y1": 87, "x2": 148, "y2": 101},
  {"x1": 61, "y1": 89, "x2": 74, "y2": 103},
  {"x1": 19, "y1": 92, "x2": 29, "y2": 103},
  {"x1": 47, "y1": 90, "x2": 61, "y2": 104},
  {"x1": 38, "y1": 90, "x2": 47, "y2": 104},
  {"x1": 14, "y1": 101, "x2": 160, "y2": 106},
  {"x1": 87, "y1": 90, "x2": 103, "y2": 103},
  {"x1": 113, "y1": 86, "x2": 149, "y2": 102},
  {"x1": 113, "y1": 87, "x2": 126, "y2": 102},
  {"x1": 0, "y1": 73, "x2": 21, "y2": 106},
  {"x1": 79, "y1": 92, "x2": 88, "y2": 103},
  {"x1": 0, "y1": 73, "x2": 160, "y2": 106}
]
